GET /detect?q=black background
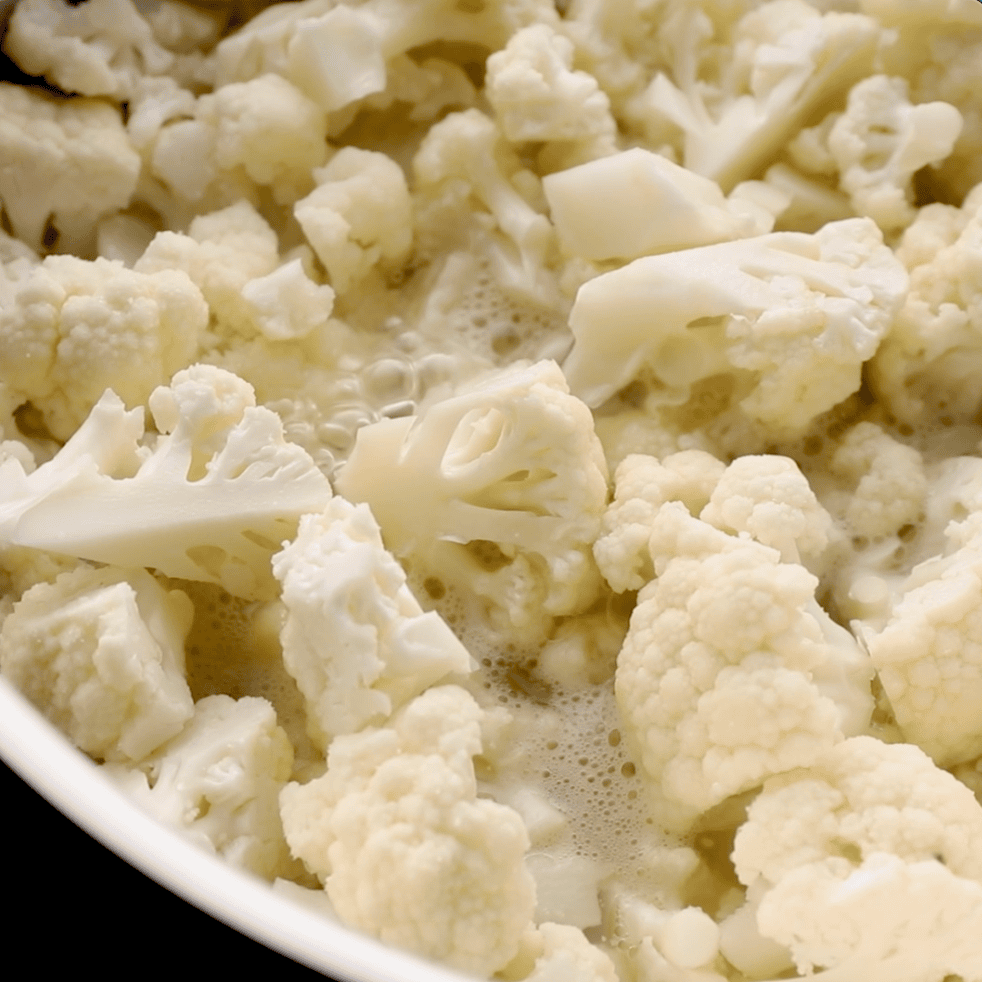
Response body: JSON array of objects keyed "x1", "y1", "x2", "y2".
[{"x1": 1, "y1": 755, "x2": 329, "y2": 977}]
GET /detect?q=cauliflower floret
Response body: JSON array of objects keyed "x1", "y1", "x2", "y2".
[
  {"x1": 239, "y1": 258, "x2": 336, "y2": 342},
  {"x1": 594, "y1": 450, "x2": 727, "y2": 593},
  {"x1": 104, "y1": 694, "x2": 295, "y2": 880},
  {"x1": 700, "y1": 455, "x2": 833, "y2": 567},
  {"x1": 294, "y1": 147, "x2": 412, "y2": 295},
  {"x1": 827, "y1": 422, "x2": 927, "y2": 541},
  {"x1": 136, "y1": 200, "x2": 279, "y2": 334},
  {"x1": 633, "y1": 0, "x2": 881, "y2": 191},
  {"x1": 335, "y1": 360, "x2": 609, "y2": 634},
  {"x1": 796, "y1": 75, "x2": 962, "y2": 233},
  {"x1": 214, "y1": 0, "x2": 556, "y2": 115},
  {"x1": 542, "y1": 149, "x2": 775, "y2": 264},
  {"x1": 2, "y1": 0, "x2": 173, "y2": 99},
  {"x1": 869, "y1": 185, "x2": 982, "y2": 427},
  {"x1": 854, "y1": 519, "x2": 982, "y2": 767},
  {"x1": 0, "y1": 366, "x2": 333, "y2": 601},
  {"x1": 732, "y1": 736, "x2": 982, "y2": 980},
  {"x1": 563, "y1": 218, "x2": 907, "y2": 440},
  {"x1": 616, "y1": 502, "x2": 872, "y2": 829},
  {"x1": 146, "y1": 73, "x2": 328, "y2": 207},
  {"x1": 485, "y1": 23, "x2": 618, "y2": 163},
  {"x1": 0, "y1": 565, "x2": 193, "y2": 762},
  {"x1": 0, "y1": 83, "x2": 141, "y2": 254},
  {"x1": 279, "y1": 685, "x2": 536, "y2": 976},
  {"x1": 412, "y1": 109, "x2": 557, "y2": 304},
  {"x1": 271, "y1": 496, "x2": 473, "y2": 749},
  {"x1": 0, "y1": 254, "x2": 207, "y2": 441},
  {"x1": 519, "y1": 923, "x2": 620, "y2": 982}
]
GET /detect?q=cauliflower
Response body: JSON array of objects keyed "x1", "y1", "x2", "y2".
[
  {"x1": 0, "y1": 82, "x2": 141, "y2": 254},
  {"x1": 0, "y1": 365, "x2": 333, "y2": 600},
  {"x1": 103, "y1": 694, "x2": 296, "y2": 880},
  {"x1": 2, "y1": 0, "x2": 174, "y2": 99},
  {"x1": 700, "y1": 455, "x2": 834, "y2": 567},
  {"x1": 0, "y1": 565, "x2": 193, "y2": 762},
  {"x1": 271, "y1": 496, "x2": 473, "y2": 748},
  {"x1": 294, "y1": 147, "x2": 413, "y2": 295},
  {"x1": 594, "y1": 450, "x2": 727, "y2": 594},
  {"x1": 826, "y1": 421, "x2": 928, "y2": 541},
  {"x1": 484, "y1": 23, "x2": 618, "y2": 164},
  {"x1": 412, "y1": 109, "x2": 557, "y2": 304},
  {"x1": 542, "y1": 149, "x2": 777, "y2": 263},
  {"x1": 615, "y1": 498, "x2": 872, "y2": 828},
  {"x1": 869, "y1": 184, "x2": 982, "y2": 427},
  {"x1": 279, "y1": 685, "x2": 536, "y2": 976},
  {"x1": 144, "y1": 73, "x2": 328, "y2": 207},
  {"x1": 519, "y1": 923, "x2": 619, "y2": 982},
  {"x1": 731, "y1": 736, "x2": 982, "y2": 980},
  {"x1": 793, "y1": 75, "x2": 962, "y2": 233},
  {"x1": 0, "y1": 254, "x2": 207, "y2": 441},
  {"x1": 213, "y1": 0, "x2": 556, "y2": 115},
  {"x1": 854, "y1": 512, "x2": 982, "y2": 767},
  {"x1": 135, "y1": 200, "x2": 279, "y2": 337},
  {"x1": 634, "y1": 0, "x2": 882, "y2": 191},
  {"x1": 335, "y1": 360, "x2": 609, "y2": 633},
  {"x1": 239, "y1": 258, "x2": 336, "y2": 343},
  {"x1": 562, "y1": 218, "x2": 908, "y2": 439}
]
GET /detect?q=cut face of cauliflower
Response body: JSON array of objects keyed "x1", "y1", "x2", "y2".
[
  {"x1": 0, "y1": 365, "x2": 333, "y2": 601},
  {"x1": 103, "y1": 694, "x2": 296, "y2": 880},
  {"x1": 335, "y1": 360, "x2": 609, "y2": 633},
  {"x1": 0, "y1": 565, "x2": 193, "y2": 762},
  {"x1": 271, "y1": 497, "x2": 474, "y2": 748},
  {"x1": 563, "y1": 218, "x2": 908, "y2": 440}
]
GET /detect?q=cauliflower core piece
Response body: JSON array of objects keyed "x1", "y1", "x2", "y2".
[
  {"x1": 279, "y1": 685, "x2": 536, "y2": 976},
  {"x1": 0, "y1": 565, "x2": 193, "y2": 762}
]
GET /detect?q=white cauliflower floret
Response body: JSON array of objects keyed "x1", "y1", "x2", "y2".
[
  {"x1": 700, "y1": 455, "x2": 833, "y2": 567},
  {"x1": 563, "y1": 218, "x2": 908, "y2": 440},
  {"x1": 279, "y1": 685, "x2": 536, "y2": 976},
  {"x1": 136, "y1": 200, "x2": 279, "y2": 338},
  {"x1": 0, "y1": 565, "x2": 193, "y2": 762},
  {"x1": 827, "y1": 421, "x2": 927, "y2": 540},
  {"x1": 732, "y1": 736, "x2": 982, "y2": 981},
  {"x1": 147, "y1": 73, "x2": 328, "y2": 206},
  {"x1": 0, "y1": 365, "x2": 333, "y2": 601},
  {"x1": 542, "y1": 149, "x2": 774, "y2": 263},
  {"x1": 855, "y1": 519, "x2": 982, "y2": 767},
  {"x1": 635, "y1": 0, "x2": 881, "y2": 191},
  {"x1": 616, "y1": 502, "x2": 872, "y2": 829},
  {"x1": 412, "y1": 109, "x2": 556, "y2": 304},
  {"x1": 520, "y1": 923, "x2": 619, "y2": 982},
  {"x1": 869, "y1": 185, "x2": 982, "y2": 427},
  {"x1": 594, "y1": 450, "x2": 727, "y2": 594},
  {"x1": 2, "y1": 0, "x2": 173, "y2": 99},
  {"x1": 294, "y1": 148, "x2": 413, "y2": 295},
  {"x1": 271, "y1": 496, "x2": 473, "y2": 749},
  {"x1": 797, "y1": 75, "x2": 962, "y2": 233},
  {"x1": 485, "y1": 23, "x2": 617, "y2": 153},
  {"x1": 214, "y1": 0, "x2": 556, "y2": 114},
  {"x1": 0, "y1": 254, "x2": 207, "y2": 441},
  {"x1": 104, "y1": 694, "x2": 295, "y2": 880},
  {"x1": 239, "y1": 258, "x2": 336, "y2": 342},
  {"x1": 0, "y1": 83, "x2": 141, "y2": 254},
  {"x1": 335, "y1": 360, "x2": 609, "y2": 634}
]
